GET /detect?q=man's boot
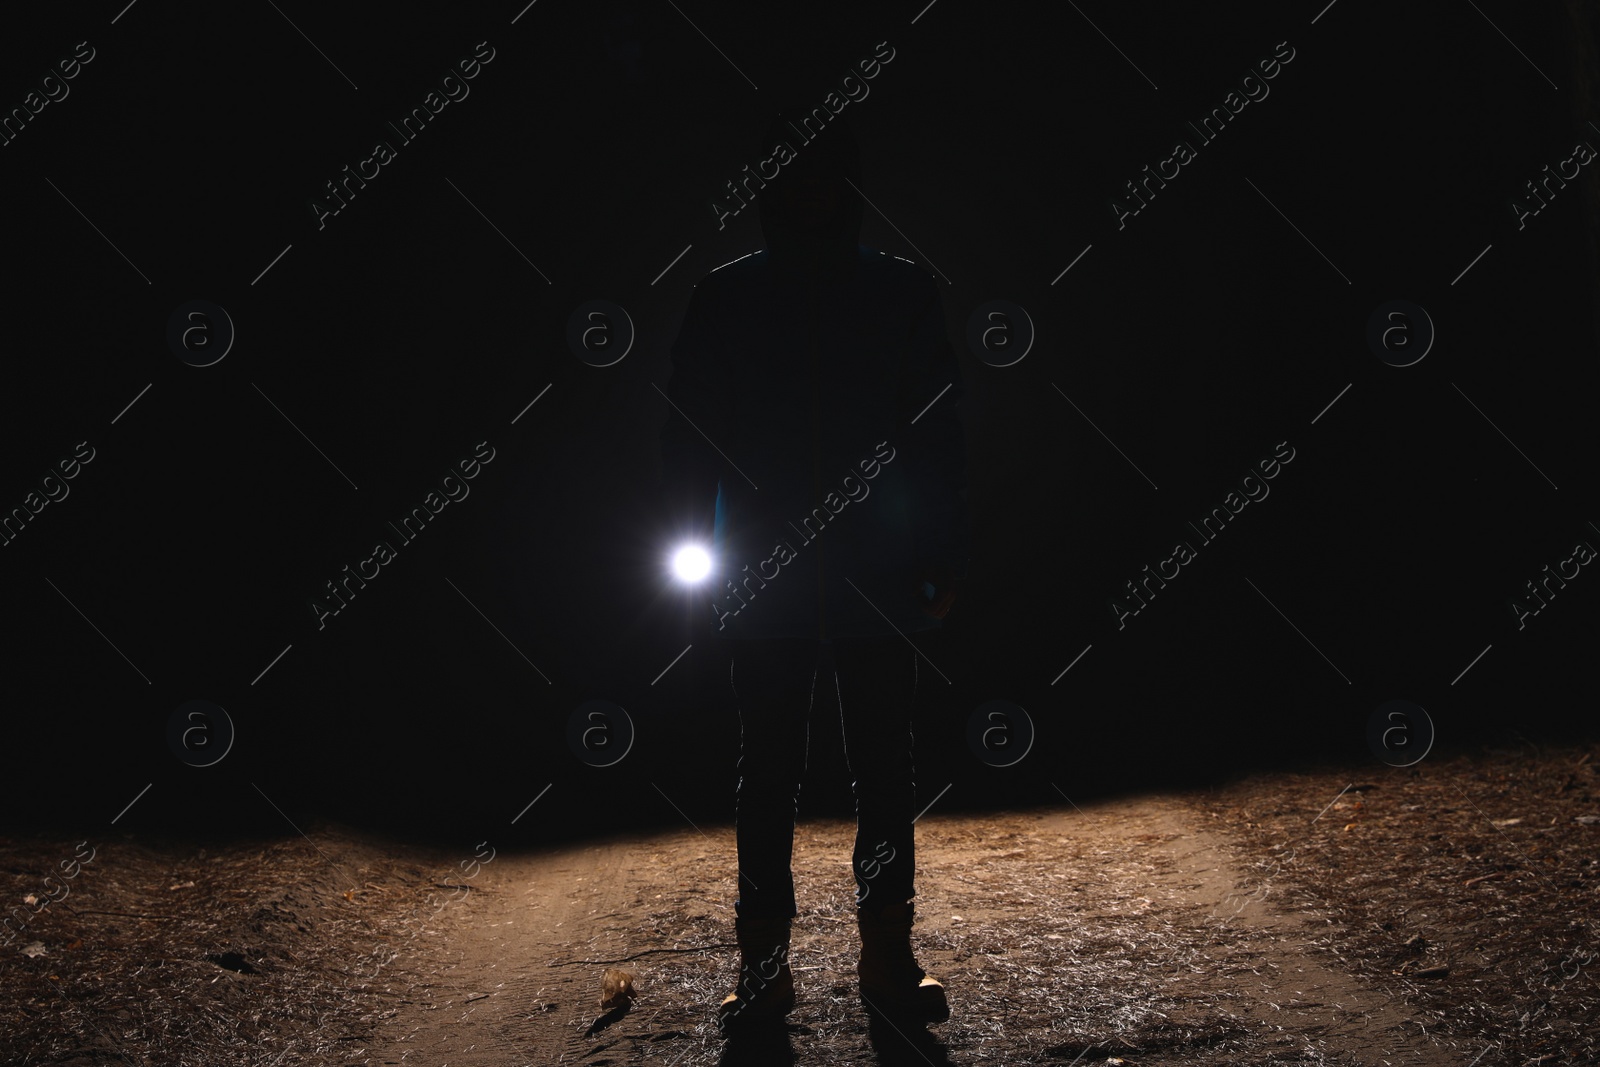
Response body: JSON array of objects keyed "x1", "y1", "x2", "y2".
[
  {"x1": 856, "y1": 899, "x2": 949, "y2": 1022},
  {"x1": 716, "y1": 914, "x2": 795, "y2": 1034}
]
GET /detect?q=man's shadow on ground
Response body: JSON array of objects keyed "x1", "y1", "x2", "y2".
[{"x1": 718, "y1": 1014, "x2": 957, "y2": 1066}]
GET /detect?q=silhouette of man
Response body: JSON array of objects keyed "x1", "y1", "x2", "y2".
[{"x1": 660, "y1": 107, "x2": 970, "y2": 1034}]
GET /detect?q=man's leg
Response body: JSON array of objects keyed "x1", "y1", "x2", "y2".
[
  {"x1": 730, "y1": 637, "x2": 818, "y2": 919},
  {"x1": 719, "y1": 636, "x2": 817, "y2": 1033},
  {"x1": 832, "y1": 635, "x2": 918, "y2": 909},
  {"x1": 833, "y1": 633, "x2": 949, "y2": 1022}
]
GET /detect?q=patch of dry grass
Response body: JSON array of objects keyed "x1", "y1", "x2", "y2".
[
  {"x1": 1183, "y1": 740, "x2": 1600, "y2": 1066},
  {"x1": 0, "y1": 826, "x2": 455, "y2": 1067}
]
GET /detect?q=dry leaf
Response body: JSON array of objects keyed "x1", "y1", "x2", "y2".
[{"x1": 600, "y1": 966, "x2": 636, "y2": 1010}]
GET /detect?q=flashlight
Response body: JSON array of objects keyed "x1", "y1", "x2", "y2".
[{"x1": 671, "y1": 543, "x2": 713, "y2": 583}]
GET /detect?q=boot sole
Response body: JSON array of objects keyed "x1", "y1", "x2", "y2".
[
  {"x1": 861, "y1": 1002, "x2": 950, "y2": 1024},
  {"x1": 717, "y1": 990, "x2": 796, "y2": 1034},
  {"x1": 860, "y1": 985, "x2": 949, "y2": 1024}
]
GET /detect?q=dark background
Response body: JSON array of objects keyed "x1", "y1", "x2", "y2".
[{"x1": 1, "y1": 0, "x2": 1594, "y2": 847}]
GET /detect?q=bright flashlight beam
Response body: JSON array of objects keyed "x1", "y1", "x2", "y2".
[{"x1": 672, "y1": 544, "x2": 712, "y2": 583}]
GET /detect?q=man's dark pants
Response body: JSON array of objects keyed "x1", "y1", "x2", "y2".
[{"x1": 728, "y1": 634, "x2": 920, "y2": 919}]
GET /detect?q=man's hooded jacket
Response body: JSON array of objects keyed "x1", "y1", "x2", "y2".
[{"x1": 660, "y1": 112, "x2": 970, "y2": 641}]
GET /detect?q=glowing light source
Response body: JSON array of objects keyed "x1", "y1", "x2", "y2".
[{"x1": 672, "y1": 544, "x2": 712, "y2": 583}]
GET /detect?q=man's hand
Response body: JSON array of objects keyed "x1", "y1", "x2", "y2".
[
  {"x1": 918, "y1": 564, "x2": 961, "y2": 619},
  {"x1": 923, "y1": 582, "x2": 959, "y2": 619}
]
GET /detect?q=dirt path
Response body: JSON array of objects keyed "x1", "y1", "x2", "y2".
[
  {"x1": 1131, "y1": 801, "x2": 1465, "y2": 1067},
  {"x1": 12, "y1": 744, "x2": 1591, "y2": 1065},
  {"x1": 360, "y1": 792, "x2": 1477, "y2": 1066}
]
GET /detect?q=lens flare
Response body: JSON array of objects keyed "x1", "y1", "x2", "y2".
[{"x1": 672, "y1": 544, "x2": 712, "y2": 583}]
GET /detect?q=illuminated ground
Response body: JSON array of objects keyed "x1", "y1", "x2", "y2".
[{"x1": 3, "y1": 740, "x2": 1596, "y2": 1066}]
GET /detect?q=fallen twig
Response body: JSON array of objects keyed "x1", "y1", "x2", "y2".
[
  {"x1": 60, "y1": 907, "x2": 183, "y2": 921},
  {"x1": 547, "y1": 944, "x2": 737, "y2": 966}
]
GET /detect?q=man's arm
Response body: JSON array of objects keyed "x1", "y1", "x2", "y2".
[
  {"x1": 660, "y1": 278, "x2": 726, "y2": 549},
  {"x1": 899, "y1": 273, "x2": 972, "y2": 609}
]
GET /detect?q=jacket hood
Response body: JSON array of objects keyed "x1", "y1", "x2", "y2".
[{"x1": 756, "y1": 109, "x2": 863, "y2": 280}]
